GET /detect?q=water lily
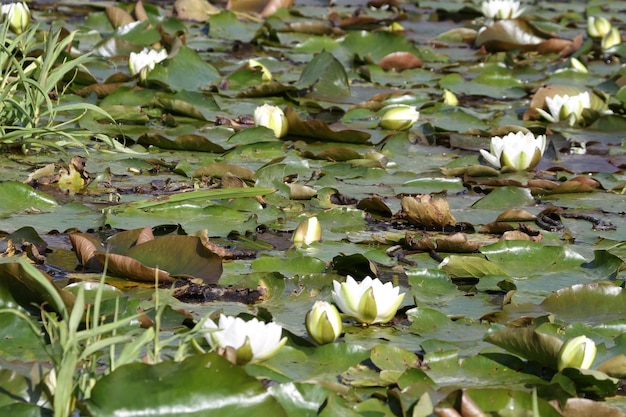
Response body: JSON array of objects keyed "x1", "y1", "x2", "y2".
[
  {"x1": 536, "y1": 91, "x2": 591, "y2": 124},
  {"x1": 481, "y1": 0, "x2": 524, "y2": 20},
  {"x1": 557, "y1": 335, "x2": 597, "y2": 371},
  {"x1": 480, "y1": 131, "x2": 546, "y2": 171},
  {"x1": 587, "y1": 16, "x2": 612, "y2": 39},
  {"x1": 332, "y1": 276, "x2": 405, "y2": 325},
  {"x1": 248, "y1": 59, "x2": 272, "y2": 82},
  {"x1": 306, "y1": 300, "x2": 342, "y2": 345},
  {"x1": 1, "y1": 2, "x2": 30, "y2": 34},
  {"x1": 602, "y1": 27, "x2": 621, "y2": 50},
  {"x1": 293, "y1": 216, "x2": 322, "y2": 245},
  {"x1": 128, "y1": 48, "x2": 168, "y2": 82},
  {"x1": 204, "y1": 314, "x2": 287, "y2": 364},
  {"x1": 380, "y1": 105, "x2": 420, "y2": 130},
  {"x1": 254, "y1": 104, "x2": 288, "y2": 138}
]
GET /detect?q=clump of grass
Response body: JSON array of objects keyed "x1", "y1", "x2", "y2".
[{"x1": 0, "y1": 20, "x2": 115, "y2": 151}]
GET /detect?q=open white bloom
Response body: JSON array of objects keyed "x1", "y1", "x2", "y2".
[
  {"x1": 116, "y1": 21, "x2": 143, "y2": 36},
  {"x1": 557, "y1": 335, "x2": 597, "y2": 371},
  {"x1": 481, "y1": 0, "x2": 524, "y2": 20},
  {"x1": 332, "y1": 276, "x2": 405, "y2": 325},
  {"x1": 128, "y1": 48, "x2": 168, "y2": 81},
  {"x1": 1, "y1": 2, "x2": 30, "y2": 34},
  {"x1": 587, "y1": 16, "x2": 612, "y2": 39},
  {"x1": 204, "y1": 314, "x2": 287, "y2": 364},
  {"x1": 536, "y1": 91, "x2": 591, "y2": 124},
  {"x1": 380, "y1": 105, "x2": 420, "y2": 130},
  {"x1": 293, "y1": 216, "x2": 322, "y2": 245},
  {"x1": 254, "y1": 104, "x2": 288, "y2": 138},
  {"x1": 480, "y1": 131, "x2": 546, "y2": 171},
  {"x1": 306, "y1": 300, "x2": 342, "y2": 345}
]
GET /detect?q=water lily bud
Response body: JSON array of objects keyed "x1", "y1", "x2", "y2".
[
  {"x1": 332, "y1": 276, "x2": 405, "y2": 325},
  {"x1": 379, "y1": 105, "x2": 419, "y2": 130},
  {"x1": 558, "y1": 335, "x2": 597, "y2": 371},
  {"x1": 1, "y1": 2, "x2": 30, "y2": 34},
  {"x1": 248, "y1": 59, "x2": 272, "y2": 82},
  {"x1": 254, "y1": 104, "x2": 288, "y2": 138},
  {"x1": 602, "y1": 27, "x2": 621, "y2": 50},
  {"x1": 292, "y1": 216, "x2": 322, "y2": 245},
  {"x1": 129, "y1": 48, "x2": 168, "y2": 82},
  {"x1": 587, "y1": 16, "x2": 612, "y2": 39},
  {"x1": 442, "y1": 89, "x2": 459, "y2": 106},
  {"x1": 569, "y1": 57, "x2": 588, "y2": 74},
  {"x1": 203, "y1": 314, "x2": 287, "y2": 365},
  {"x1": 306, "y1": 301, "x2": 342, "y2": 345},
  {"x1": 480, "y1": 131, "x2": 546, "y2": 171}
]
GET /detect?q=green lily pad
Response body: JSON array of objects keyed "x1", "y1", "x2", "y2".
[{"x1": 85, "y1": 353, "x2": 288, "y2": 417}]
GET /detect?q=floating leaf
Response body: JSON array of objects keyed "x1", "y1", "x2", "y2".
[
  {"x1": 85, "y1": 353, "x2": 288, "y2": 417},
  {"x1": 485, "y1": 328, "x2": 563, "y2": 368},
  {"x1": 284, "y1": 107, "x2": 371, "y2": 144}
]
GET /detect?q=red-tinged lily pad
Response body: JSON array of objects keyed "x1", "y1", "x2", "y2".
[
  {"x1": 71, "y1": 229, "x2": 223, "y2": 284},
  {"x1": 475, "y1": 19, "x2": 577, "y2": 54},
  {"x1": 377, "y1": 52, "x2": 423, "y2": 71},
  {"x1": 284, "y1": 107, "x2": 371, "y2": 144}
]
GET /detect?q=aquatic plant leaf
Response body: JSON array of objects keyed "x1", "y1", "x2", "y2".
[
  {"x1": 484, "y1": 328, "x2": 563, "y2": 368},
  {"x1": 284, "y1": 108, "x2": 371, "y2": 144},
  {"x1": 147, "y1": 46, "x2": 220, "y2": 91},
  {"x1": 85, "y1": 353, "x2": 288, "y2": 417},
  {"x1": 297, "y1": 50, "x2": 350, "y2": 100},
  {"x1": 0, "y1": 182, "x2": 57, "y2": 217}
]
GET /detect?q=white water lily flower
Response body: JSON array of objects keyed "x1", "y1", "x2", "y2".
[
  {"x1": 380, "y1": 105, "x2": 420, "y2": 130},
  {"x1": 332, "y1": 276, "x2": 405, "y2": 324},
  {"x1": 587, "y1": 16, "x2": 612, "y2": 39},
  {"x1": 536, "y1": 91, "x2": 591, "y2": 124},
  {"x1": 204, "y1": 314, "x2": 287, "y2": 364},
  {"x1": 480, "y1": 131, "x2": 546, "y2": 171},
  {"x1": 128, "y1": 48, "x2": 168, "y2": 81},
  {"x1": 306, "y1": 300, "x2": 342, "y2": 345},
  {"x1": 254, "y1": 103, "x2": 288, "y2": 138},
  {"x1": 557, "y1": 335, "x2": 597, "y2": 371},
  {"x1": 481, "y1": 0, "x2": 524, "y2": 20},
  {"x1": 1, "y1": 2, "x2": 30, "y2": 34}
]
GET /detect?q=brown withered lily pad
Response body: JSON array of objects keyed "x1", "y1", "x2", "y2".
[
  {"x1": 475, "y1": 19, "x2": 578, "y2": 54},
  {"x1": 284, "y1": 107, "x2": 371, "y2": 144},
  {"x1": 70, "y1": 230, "x2": 223, "y2": 284},
  {"x1": 377, "y1": 52, "x2": 423, "y2": 71},
  {"x1": 400, "y1": 195, "x2": 456, "y2": 229}
]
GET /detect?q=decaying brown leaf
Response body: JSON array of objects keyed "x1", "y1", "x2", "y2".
[
  {"x1": 377, "y1": 52, "x2": 423, "y2": 71},
  {"x1": 435, "y1": 233, "x2": 481, "y2": 253},
  {"x1": 400, "y1": 195, "x2": 456, "y2": 229},
  {"x1": 174, "y1": 0, "x2": 219, "y2": 21},
  {"x1": 105, "y1": 5, "x2": 135, "y2": 29},
  {"x1": 227, "y1": 0, "x2": 293, "y2": 16}
]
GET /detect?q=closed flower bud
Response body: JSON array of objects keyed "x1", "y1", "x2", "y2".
[
  {"x1": 1, "y1": 2, "x2": 30, "y2": 35},
  {"x1": 293, "y1": 216, "x2": 322, "y2": 245},
  {"x1": 203, "y1": 314, "x2": 287, "y2": 365},
  {"x1": 332, "y1": 276, "x2": 405, "y2": 325},
  {"x1": 480, "y1": 131, "x2": 546, "y2": 171},
  {"x1": 587, "y1": 16, "x2": 612, "y2": 39},
  {"x1": 129, "y1": 48, "x2": 168, "y2": 82},
  {"x1": 254, "y1": 104, "x2": 288, "y2": 138},
  {"x1": 442, "y1": 89, "x2": 459, "y2": 106},
  {"x1": 557, "y1": 335, "x2": 597, "y2": 371},
  {"x1": 602, "y1": 27, "x2": 621, "y2": 50},
  {"x1": 248, "y1": 59, "x2": 272, "y2": 82},
  {"x1": 306, "y1": 301, "x2": 342, "y2": 345},
  {"x1": 380, "y1": 105, "x2": 419, "y2": 130}
]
